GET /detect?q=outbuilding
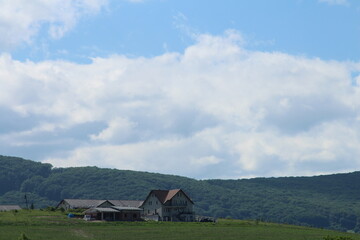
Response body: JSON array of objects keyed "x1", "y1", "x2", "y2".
[
  {"x1": 0, "y1": 205, "x2": 22, "y2": 211},
  {"x1": 83, "y1": 206, "x2": 142, "y2": 221}
]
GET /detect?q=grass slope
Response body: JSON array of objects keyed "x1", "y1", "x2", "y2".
[
  {"x1": 0, "y1": 210, "x2": 359, "y2": 240},
  {"x1": 1, "y1": 155, "x2": 360, "y2": 232}
]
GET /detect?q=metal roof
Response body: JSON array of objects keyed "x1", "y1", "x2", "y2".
[
  {"x1": 84, "y1": 207, "x2": 119, "y2": 213},
  {"x1": 58, "y1": 199, "x2": 144, "y2": 209},
  {"x1": 111, "y1": 206, "x2": 142, "y2": 211},
  {"x1": 109, "y1": 200, "x2": 143, "y2": 208},
  {"x1": 84, "y1": 206, "x2": 142, "y2": 214},
  {"x1": 0, "y1": 205, "x2": 22, "y2": 211},
  {"x1": 60, "y1": 199, "x2": 107, "y2": 208}
]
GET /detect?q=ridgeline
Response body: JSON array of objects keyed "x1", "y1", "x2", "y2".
[{"x1": 1, "y1": 155, "x2": 360, "y2": 232}]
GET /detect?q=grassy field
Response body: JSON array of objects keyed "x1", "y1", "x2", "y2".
[{"x1": 0, "y1": 210, "x2": 359, "y2": 240}]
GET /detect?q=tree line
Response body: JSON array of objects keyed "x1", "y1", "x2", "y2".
[{"x1": 1, "y1": 155, "x2": 360, "y2": 232}]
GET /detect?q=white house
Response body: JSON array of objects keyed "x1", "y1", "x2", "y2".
[{"x1": 140, "y1": 189, "x2": 195, "y2": 222}]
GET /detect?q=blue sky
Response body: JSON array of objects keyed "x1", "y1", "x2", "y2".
[
  {"x1": 1, "y1": 0, "x2": 360, "y2": 179},
  {"x1": 9, "y1": 0, "x2": 360, "y2": 62}
]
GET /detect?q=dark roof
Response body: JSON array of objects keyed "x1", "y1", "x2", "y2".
[
  {"x1": 0, "y1": 205, "x2": 22, "y2": 211},
  {"x1": 152, "y1": 189, "x2": 179, "y2": 203},
  {"x1": 144, "y1": 189, "x2": 194, "y2": 205}
]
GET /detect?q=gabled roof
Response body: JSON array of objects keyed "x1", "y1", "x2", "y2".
[
  {"x1": 58, "y1": 199, "x2": 107, "y2": 209},
  {"x1": 57, "y1": 199, "x2": 144, "y2": 209},
  {"x1": 0, "y1": 205, "x2": 21, "y2": 211},
  {"x1": 152, "y1": 189, "x2": 179, "y2": 204},
  {"x1": 142, "y1": 189, "x2": 194, "y2": 206},
  {"x1": 109, "y1": 200, "x2": 143, "y2": 208}
]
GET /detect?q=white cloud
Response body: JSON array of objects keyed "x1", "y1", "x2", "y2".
[
  {"x1": 0, "y1": 0, "x2": 108, "y2": 49},
  {"x1": 191, "y1": 156, "x2": 222, "y2": 167},
  {"x1": 45, "y1": 137, "x2": 222, "y2": 176},
  {"x1": 1, "y1": 30, "x2": 360, "y2": 179},
  {"x1": 90, "y1": 117, "x2": 137, "y2": 142}
]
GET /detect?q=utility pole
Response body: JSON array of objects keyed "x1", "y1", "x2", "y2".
[{"x1": 24, "y1": 194, "x2": 28, "y2": 209}]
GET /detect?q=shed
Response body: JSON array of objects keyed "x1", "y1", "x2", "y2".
[
  {"x1": 0, "y1": 205, "x2": 22, "y2": 211},
  {"x1": 84, "y1": 206, "x2": 142, "y2": 221}
]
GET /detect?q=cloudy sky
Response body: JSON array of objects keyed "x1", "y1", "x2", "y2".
[{"x1": 1, "y1": 0, "x2": 360, "y2": 179}]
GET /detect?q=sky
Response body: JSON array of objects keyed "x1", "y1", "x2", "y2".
[{"x1": 1, "y1": 0, "x2": 360, "y2": 179}]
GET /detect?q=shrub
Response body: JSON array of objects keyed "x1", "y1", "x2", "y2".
[
  {"x1": 18, "y1": 233, "x2": 31, "y2": 240},
  {"x1": 323, "y1": 236, "x2": 353, "y2": 240},
  {"x1": 45, "y1": 206, "x2": 56, "y2": 211}
]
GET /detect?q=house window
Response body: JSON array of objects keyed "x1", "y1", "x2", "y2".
[
  {"x1": 148, "y1": 210, "x2": 150, "y2": 214},
  {"x1": 133, "y1": 214, "x2": 137, "y2": 218},
  {"x1": 155, "y1": 209, "x2": 157, "y2": 214},
  {"x1": 149, "y1": 201, "x2": 152, "y2": 205}
]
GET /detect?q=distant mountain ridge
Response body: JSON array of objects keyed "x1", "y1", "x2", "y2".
[{"x1": 1, "y1": 154, "x2": 360, "y2": 232}]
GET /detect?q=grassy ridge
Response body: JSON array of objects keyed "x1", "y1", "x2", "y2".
[
  {"x1": 0, "y1": 210, "x2": 359, "y2": 240},
  {"x1": 2, "y1": 155, "x2": 360, "y2": 231}
]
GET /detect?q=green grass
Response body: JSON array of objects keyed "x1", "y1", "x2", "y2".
[{"x1": 0, "y1": 210, "x2": 359, "y2": 240}]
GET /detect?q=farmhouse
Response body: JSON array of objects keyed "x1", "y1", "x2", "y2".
[
  {"x1": 56, "y1": 189, "x2": 195, "y2": 222},
  {"x1": 141, "y1": 189, "x2": 195, "y2": 222}
]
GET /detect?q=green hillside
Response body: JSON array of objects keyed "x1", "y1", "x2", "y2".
[
  {"x1": 0, "y1": 210, "x2": 359, "y2": 240},
  {"x1": 1, "y1": 155, "x2": 360, "y2": 232}
]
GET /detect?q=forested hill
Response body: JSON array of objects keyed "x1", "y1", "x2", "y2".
[{"x1": 1, "y1": 155, "x2": 360, "y2": 232}]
